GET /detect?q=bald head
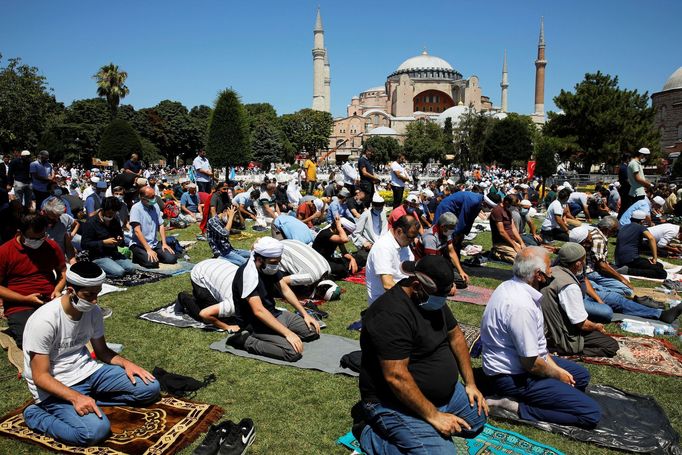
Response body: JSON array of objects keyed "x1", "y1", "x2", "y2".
[{"x1": 140, "y1": 186, "x2": 155, "y2": 199}]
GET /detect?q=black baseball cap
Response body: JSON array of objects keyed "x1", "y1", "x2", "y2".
[{"x1": 401, "y1": 255, "x2": 454, "y2": 295}]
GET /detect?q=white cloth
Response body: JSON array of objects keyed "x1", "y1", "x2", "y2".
[
  {"x1": 279, "y1": 239, "x2": 331, "y2": 286},
  {"x1": 190, "y1": 259, "x2": 238, "y2": 318},
  {"x1": 341, "y1": 162, "x2": 358, "y2": 185},
  {"x1": 648, "y1": 223, "x2": 680, "y2": 248},
  {"x1": 541, "y1": 199, "x2": 565, "y2": 231},
  {"x1": 22, "y1": 299, "x2": 104, "y2": 402},
  {"x1": 365, "y1": 231, "x2": 414, "y2": 305},
  {"x1": 389, "y1": 161, "x2": 408, "y2": 187},
  {"x1": 568, "y1": 192, "x2": 588, "y2": 207},
  {"x1": 351, "y1": 209, "x2": 388, "y2": 249},
  {"x1": 481, "y1": 277, "x2": 548, "y2": 376},
  {"x1": 557, "y1": 284, "x2": 588, "y2": 324},
  {"x1": 286, "y1": 179, "x2": 302, "y2": 206}
]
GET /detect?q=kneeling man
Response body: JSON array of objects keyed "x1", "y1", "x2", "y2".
[
  {"x1": 358, "y1": 255, "x2": 487, "y2": 454},
  {"x1": 22, "y1": 262, "x2": 160, "y2": 446},
  {"x1": 481, "y1": 247, "x2": 601, "y2": 428}
]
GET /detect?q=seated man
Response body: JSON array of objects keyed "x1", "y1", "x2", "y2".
[
  {"x1": 232, "y1": 189, "x2": 260, "y2": 228},
  {"x1": 296, "y1": 195, "x2": 325, "y2": 228},
  {"x1": 569, "y1": 220, "x2": 634, "y2": 297},
  {"x1": 206, "y1": 206, "x2": 251, "y2": 266},
  {"x1": 84, "y1": 180, "x2": 108, "y2": 218},
  {"x1": 481, "y1": 246, "x2": 601, "y2": 428},
  {"x1": 566, "y1": 191, "x2": 592, "y2": 223},
  {"x1": 179, "y1": 182, "x2": 203, "y2": 223},
  {"x1": 515, "y1": 199, "x2": 543, "y2": 247},
  {"x1": 22, "y1": 262, "x2": 159, "y2": 446},
  {"x1": 358, "y1": 255, "x2": 487, "y2": 454},
  {"x1": 587, "y1": 189, "x2": 611, "y2": 219},
  {"x1": 541, "y1": 243, "x2": 619, "y2": 357},
  {"x1": 278, "y1": 239, "x2": 331, "y2": 297},
  {"x1": 489, "y1": 195, "x2": 525, "y2": 263},
  {"x1": 228, "y1": 237, "x2": 320, "y2": 362},
  {"x1": 647, "y1": 223, "x2": 682, "y2": 256},
  {"x1": 312, "y1": 216, "x2": 364, "y2": 279},
  {"x1": 346, "y1": 188, "x2": 367, "y2": 219},
  {"x1": 255, "y1": 182, "x2": 280, "y2": 226},
  {"x1": 615, "y1": 210, "x2": 666, "y2": 279},
  {"x1": 326, "y1": 187, "x2": 354, "y2": 224},
  {"x1": 42, "y1": 197, "x2": 77, "y2": 265},
  {"x1": 0, "y1": 214, "x2": 67, "y2": 348},
  {"x1": 271, "y1": 214, "x2": 315, "y2": 245},
  {"x1": 129, "y1": 186, "x2": 177, "y2": 268},
  {"x1": 178, "y1": 258, "x2": 241, "y2": 332},
  {"x1": 541, "y1": 188, "x2": 571, "y2": 242},
  {"x1": 81, "y1": 197, "x2": 136, "y2": 278},
  {"x1": 387, "y1": 194, "x2": 421, "y2": 231},
  {"x1": 351, "y1": 193, "x2": 387, "y2": 255},
  {"x1": 416, "y1": 212, "x2": 468, "y2": 286}
]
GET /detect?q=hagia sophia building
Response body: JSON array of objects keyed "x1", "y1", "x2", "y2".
[{"x1": 310, "y1": 8, "x2": 548, "y2": 162}]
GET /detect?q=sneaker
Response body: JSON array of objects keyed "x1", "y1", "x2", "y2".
[
  {"x1": 193, "y1": 422, "x2": 233, "y2": 455},
  {"x1": 100, "y1": 307, "x2": 113, "y2": 319},
  {"x1": 663, "y1": 279, "x2": 682, "y2": 292},
  {"x1": 634, "y1": 295, "x2": 665, "y2": 309},
  {"x1": 196, "y1": 235, "x2": 207, "y2": 241},
  {"x1": 218, "y1": 418, "x2": 255, "y2": 455}
]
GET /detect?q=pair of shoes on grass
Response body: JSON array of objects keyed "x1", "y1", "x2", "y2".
[{"x1": 194, "y1": 418, "x2": 255, "y2": 455}]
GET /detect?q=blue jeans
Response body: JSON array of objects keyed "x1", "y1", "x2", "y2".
[
  {"x1": 23, "y1": 364, "x2": 160, "y2": 446},
  {"x1": 220, "y1": 249, "x2": 251, "y2": 267},
  {"x1": 586, "y1": 271, "x2": 634, "y2": 297},
  {"x1": 568, "y1": 201, "x2": 583, "y2": 217},
  {"x1": 93, "y1": 257, "x2": 136, "y2": 278},
  {"x1": 489, "y1": 356, "x2": 601, "y2": 428},
  {"x1": 583, "y1": 297, "x2": 614, "y2": 322},
  {"x1": 359, "y1": 382, "x2": 486, "y2": 455},
  {"x1": 586, "y1": 288, "x2": 662, "y2": 322}
]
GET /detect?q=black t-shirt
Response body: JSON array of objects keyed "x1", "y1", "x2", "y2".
[
  {"x1": 210, "y1": 192, "x2": 230, "y2": 214},
  {"x1": 358, "y1": 156, "x2": 374, "y2": 184},
  {"x1": 360, "y1": 285, "x2": 459, "y2": 408},
  {"x1": 232, "y1": 264, "x2": 283, "y2": 328},
  {"x1": 123, "y1": 160, "x2": 142, "y2": 173},
  {"x1": 312, "y1": 227, "x2": 337, "y2": 260},
  {"x1": 615, "y1": 222, "x2": 646, "y2": 266},
  {"x1": 111, "y1": 172, "x2": 137, "y2": 190},
  {"x1": 347, "y1": 197, "x2": 366, "y2": 215}
]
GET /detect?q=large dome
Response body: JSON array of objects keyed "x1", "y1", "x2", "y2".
[
  {"x1": 397, "y1": 51, "x2": 453, "y2": 72},
  {"x1": 663, "y1": 67, "x2": 682, "y2": 91}
]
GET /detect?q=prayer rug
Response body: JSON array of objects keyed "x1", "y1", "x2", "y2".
[
  {"x1": 209, "y1": 333, "x2": 360, "y2": 376},
  {"x1": 568, "y1": 335, "x2": 682, "y2": 378},
  {"x1": 138, "y1": 304, "x2": 221, "y2": 331},
  {"x1": 137, "y1": 261, "x2": 195, "y2": 276},
  {"x1": 337, "y1": 423, "x2": 566, "y2": 455},
  {"x1": 460, "y1": 323, "x2": 482, "y2": 357},
  {"x1": 99, "y1": 283, "x2": 127, "y2": 296},
  {"x1": 634, "y1": 286, "x2": 678, "y2": 304},
  {"x1": 0, "y1": 328, "x2": 23, "y2": 376},
  {"x1": 463, "y1": 264, "x2": 513, "y2": 282},
  {"x1": 106, "y1": 270, "x2": 167, "y2": 288},
  {"x1": 448, "y1": 285, "x2": 493, "y2": 306},
  {"x1": 342, "y1": 269, "x2": 366, "y2": 285},
  {"x1": 0, "y1": 396, "x2": 223, "y2": 455},
  {"x1": 488, "y1": 384, "x2": 680, "y2": 454}
]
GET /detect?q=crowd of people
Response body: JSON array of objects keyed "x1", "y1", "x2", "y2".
[{"x1": 0, "y1": 144, "x2": 681, "y2": 454}]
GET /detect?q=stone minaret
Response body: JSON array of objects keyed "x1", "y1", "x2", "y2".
[
  {"x1": 312, "y1": 8, "x2": 327, "y2": 112},
  {"x1": 532, "y1": 17, "x2": 547, "y2": 124},
  {"x1": 500, "y1": 49, "x2": 509, "y2": 113},
  {"x1": 324, "y1": 52, "x2": 331, "y2": 113}
]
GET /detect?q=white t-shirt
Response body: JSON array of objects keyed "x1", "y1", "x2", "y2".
[
  {"x1": 365, "y1": 231, "x2": 414, "y2": 305},
  {"x1": 390, "y1": 161, "x2": 408, "y2": 188},
  {"x1": 648, "y1": 223, "x2": 680, "y2": 248},
  {"x1": 232, "y1": 192, "x2": 253, "y2": 208},
  {"x1": 190, "y1": 259, "x2": 238, "y2": 318},
  {"x1": 557, "y1": 284, "x2": 588, "y2": 324},
  {"x1": 192, "y1": 156, "x2": 212, "y2": 183},
  {"x1": 568, "y1": 192, "x2": 588, "y2": 206},
  {"x1": 541, "y1": 199, "x2": 565, "y2": 231},
  {"x1": 23, "y1": 298, "x2": 104, "y2": 403},
  {"x1": 341, "y1": 162, "x2": 358, "y2": 185}
]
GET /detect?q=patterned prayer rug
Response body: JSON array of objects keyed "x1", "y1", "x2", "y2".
[
  {"x1": 337, "y1": 423, "x2": 565, "y2": 455},
  {"x1": 106, "y1": 270, "x2": 167, "y2": 288},
  {"x1": 342, "y1": 269, "x2": 366, "y2": 285},
  {"x1": 448, "y1": 285, "x2": 494, "y2": 306},
  {"x1": 0, "y1": 328, "x2": 23, "y2": 376},
  {"x1": 0, "y1": 396, "x2": 223, "y2": 455},
  {"x1": 570, "y1": 335, "x2": 682, "y2": 378}
]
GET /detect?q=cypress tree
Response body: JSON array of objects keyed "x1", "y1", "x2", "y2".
[
  {"x1": 99, "y1": 118, "x2": 142, "y2": 166},
  {"x1": 206, "y1": 88, "x2": 251, "y2": 167}
]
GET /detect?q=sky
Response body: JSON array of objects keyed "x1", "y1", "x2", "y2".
[{"x1": 2, "y1": 0, "x2": 680, "y2": 119}]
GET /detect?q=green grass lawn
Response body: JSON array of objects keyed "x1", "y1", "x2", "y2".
[{"x1": 0, "y1": 222, "x2": 680, "y2": 454}]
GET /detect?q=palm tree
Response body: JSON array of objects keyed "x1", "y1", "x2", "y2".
[{"x1": 93, "y1": 63, "x2": 129, "y2": 118}]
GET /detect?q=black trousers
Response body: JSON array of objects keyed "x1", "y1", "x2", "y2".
[
  {"x1": 326, "y1": 252, "x2": 367, "y2": 279},
  {"x1": 197, "y1": 181, "x2": 212, "y2": 194},
  {"x1": 178, "y1": 281, "x2": 219, "y2": 322},
  {"x1": 391, "y1": 185, "x2": 405, "y2": 209},
  {"x1": 130, "y1": 244, "x2": 177, "y2": 268},
  {"x1": 360, "y1": 181, "x2": 374, "y2": 205},
  {"x1": 624, "y1": 257, "x2": 667, "y2": 279},
  {"x1": 549, "y1": 330, "x2": 619, "y2": 358},
  {"x1": 6, "y1": 309, "x2": 35, "y2": 349},
  {"x1": 542, "y1": 228, "x2": 569, "y2": 242},
  {"x1": 33, "y1": 190, "x2": 50, "y2": 209}
]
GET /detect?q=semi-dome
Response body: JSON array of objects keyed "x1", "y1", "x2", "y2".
[
  {"x1": 367, "y1": 126, "x2": 398, "y2": 136},
  {"x1": 663, "y1": 67, "x2": 682, "y2": 91},
  {"x1": 436, "y1": 104, "x2": 471, "y2": 125},
  {"x1": 397, "y1": 51, "x2": 453, "y2": 72},
  {"x1": 361, "y1": 86, "x2": 386, "y2": 94}
]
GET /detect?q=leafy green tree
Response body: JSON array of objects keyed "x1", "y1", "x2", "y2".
[
  {"x1": 442, "y1": 117, "x2": 455, "y2": 159},
  {"x1": 99, "y1": 118, "x2": 142, "y2": 166},
  {"x1": 189, "y1": 104, "x2": 212, "y2": 149},
  {"x1": 544, "y1": 71, "x2": 659, "y2": 170},
  {"x1": 0, "y1": 55, "x2": 62, "y2": 153},
  {"x1": 140, "y1": 137, "x2": 164, "y2": 165},
  {"x1": 93, "y1": 63, "x2": 130, "y2": 118},
  {"x1": 153, "y1": 100, "x2": 203, "y2": 162},
  {"x1": 483, "y1": 113, "x2": 534, "y2": 167},
  {"x1": 363, "y1": 136, "x2": 401, "y2": 165},
  {"x1": 454, "y1": 111, "x2": 493, "y2": 170},
  {"x1": 245, "y1": 103, "x2": 278, "y2": 130},
  {"x1": 251, "y1": 119, "x2": 284, "y2": 169},
  {"x1": 403, "y1": 121, "x2": 444, "y2": 165},
  {"x1": 206, "y1": 89, "x2": 251, "y2": 167},
  {"x1": 279, "y1": 108, "x2": 333, "y2": 155}
]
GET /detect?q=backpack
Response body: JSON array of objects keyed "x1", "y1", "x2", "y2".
[{"x1": 162, "y1": 201, "x2": 180, "y2": 219}]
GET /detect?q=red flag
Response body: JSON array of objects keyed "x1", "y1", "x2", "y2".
[{"x1": 527, "y1": 161, "x2": 536, "y2": 180}]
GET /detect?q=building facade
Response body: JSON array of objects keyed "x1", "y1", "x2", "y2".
[{"x1": 652, "y1": 67, "x2": 682, "y2": 154}]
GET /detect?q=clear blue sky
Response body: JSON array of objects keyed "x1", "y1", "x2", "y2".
[{"x1": 2, "y1": 0, "x2": 679, "y2": 119}]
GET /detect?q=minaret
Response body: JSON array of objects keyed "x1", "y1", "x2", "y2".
[
  {"x1": 500, "y1": 49, "x2": 509, "y2": 113},
  {"x1": 312, "y1": 8, "x2": 327, "y2": 112},
  {"x1": 532, "y1": 17, "x2": 547, "y2": 124},
  {"x1": 324, "y1": 52, "x2": 331, "y2": 113}
]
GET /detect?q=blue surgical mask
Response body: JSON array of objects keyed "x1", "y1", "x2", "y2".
[
  {"x1": 371, "y1": 208, "x2": 382, "y2": 216},
  {"x1": 520, "y1": 208, "x2": 529, "y2": 216},
  {"x1": 419, "y1": 294, "x2": 447, "y2": 311}
]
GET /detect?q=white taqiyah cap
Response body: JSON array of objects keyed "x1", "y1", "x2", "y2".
[{"x1": 638, "y1": 147, "x2": 650, "y2": 155}]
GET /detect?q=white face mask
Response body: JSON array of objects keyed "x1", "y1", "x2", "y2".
[
  {"x1": 23, "y1": 238, "x2": 45, "y2": 249},
  {"x1": 72, "y1": 296, "x2": 96, "y2": 313},
  {"x1": 443, "y1": 228, "x2": 455, "y2": 238},
  {"x1": 262, "y1": 263, "x2": 280, "y2": 275},
  {"x1": 102, "y1": 215, "x2": 114, "y2": 222}
]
